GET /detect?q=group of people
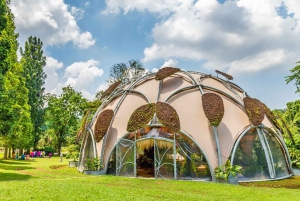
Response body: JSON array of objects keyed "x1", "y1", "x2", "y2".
[
  {"x1": 13, "y1": 150, "x2": 53, "y2": 160},
  {"x1": 30, "y1": 150, "x2": 43, "y2": 158}
]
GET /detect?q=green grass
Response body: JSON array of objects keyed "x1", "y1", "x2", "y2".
[{"x1": 1, "y1": 157, "x2": 300, "y2": 201}]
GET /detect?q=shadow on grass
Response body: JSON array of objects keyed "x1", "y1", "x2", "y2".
[
  {"x1": 0, "y1": 159, "x2": 34, "y2": 165},
  {"x1": 0, "y1": 172, "x2": 32, "y2": 181},
  {"x1": 0, "y1": 165, "x2": 35, "y2": 171},
  {"x1": 0, "y1": 159, "x2": 36, "y2": 171}
]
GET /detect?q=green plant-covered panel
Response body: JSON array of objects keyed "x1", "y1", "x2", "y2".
[
  {"x1": 215, "y1": 70, "x2": 233, "y2": 80},
  {"x1": 76, "y1": 110, "x2": 91, "y2": 143},
  {"x1": 126, "y1": 103, "x2": 156, "y2": 132},
  {"x1": 156, "y1": 102, "x2": 180, "y2": 133},
  {"x1": 155, "y1": 67, "x2": 180, "y2": 80},
  {"x1": 202, "y1": 93, "x2": 224, "y2": 127},
  {"x1": 101, "y1": 81, "x2": 122, "y2": 99},
  {"x1": 94, "y1": 109, "x2": 114, "y2": 142},
  {"x1": 243, "y1": 97, "x2": 264, "y2": 126},
  {"x1": 262, "y1": 103, "x2": 283, "y2": 132}
]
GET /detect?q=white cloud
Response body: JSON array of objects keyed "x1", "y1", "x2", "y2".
[
  {"x1": 64, "y1": 59, "x2": 104, "y2": 92},
  {"x1": 44, "y1": 56, "x2": 64, "y2": 94},
  {"x1": 10, "y1": 0, "x2": 95, "y2": 49},
  {"x1": 161, "y1": 59, "x2": 178, "y2": 68},
  {"x1": 97, "y1": 83, "x2": 108, "y2": 92},
  {"x1": 105, "y1": 0, "x2": 300, "y2": 74},
  {"x1": 44, "y1": 57, "x2": 104, "y2": 99},
  {"x1": 85, "y1": 1, "x2": 90, "y2": 8},
  {"x1": 70, "y1": 6, "x2": 84, "y2": 20},
  {"x1": 103, "y1": 0, "x2": 193, "y2": 14},
  {"x1": 151, "y1": 68, "x2": 159, "y2": 73}
]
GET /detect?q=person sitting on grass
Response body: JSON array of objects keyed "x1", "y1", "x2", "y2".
[
  {"x1": 48, "y1": 153, "x2": 52, "y2": 158},
  {"x1": 20, "y1": 153, "x2": 25, "y2": 160}
]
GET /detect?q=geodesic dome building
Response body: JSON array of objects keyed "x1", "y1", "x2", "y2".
[{"x1": 78, "y1": 68, "x2": 293, "y2": 182}]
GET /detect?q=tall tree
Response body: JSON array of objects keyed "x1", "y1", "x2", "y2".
[
  {"x1": 108, "y1": 59, "x2": 148, "y2": 84},
  {"x1": 45, "y1": 86, "x2": 87, "y2": 155},
  {"x1": 20, "y1": 36, "x2": 47, "y2": 149},
  {"x1": 0, "y1": 0, "x2": 32, "y2": 158},
  {"x1": 286, "y1": 61, "x2": 300, "y2": 94}
]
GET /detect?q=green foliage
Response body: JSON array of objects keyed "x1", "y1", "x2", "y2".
[
  {"x1": 286, "y1": 61, "x2": 300, "y2": 94},
  {"x1": 202, "y1": 93, "x2": 224, "y2": 127},
  {"x1": 20, "y1": 36, "x2": 47, "y2": 148},
  {"x1": 44, "y1": 146, "x2": 55, "y2": 155},
  {"x1": 66, "y1": 144, "x2": 79, "y2": 162},
  {"x1": 274, "y1": 101, "x2": 300, "y2": 147},
  {"x1": 0, "y1": 0, "x2": 32, "y2": 154},
  {"x1": 127, "y1": 103, "x2": 156, "y2": 132},
  {"x1": 45, "y1": 86, "x2": 87, "y2": 155},
  {"x1": 107, "y1": 59, "x2": 148, "y2": 84},
  {"x1": 214, "y1": 160, "x2": 242, "y2": 180},
  {"x1": 86, "y1": 157, "x2": 100, "y2": 171}
]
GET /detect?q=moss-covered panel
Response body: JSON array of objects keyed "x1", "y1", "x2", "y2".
[
  {"x1": 243, "y1": 97, "x2": 264, "y2": 126},
  {"x1": 202, "y1": 93, "x2": 225, "y2": 127},
  {"x1": 126, "y1": 103, "x2": 156, "y2": 132},
  {"x1": 101, "y1": 81, "x2": 122, "y2": 99},
  {"x1": 156, "y1": 102, "x2": 180, "y2": 133},
  {"x1": 94, "y1": 109, "x2": 114, "y2": 142},
  {"x1": 155, "y1": 67, "x2": 180, "y2": 80}
]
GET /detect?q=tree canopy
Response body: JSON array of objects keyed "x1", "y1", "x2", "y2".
[
  {"x1": 286, "y1": 61, "x2": 300, "y2": 94},
  {"x1": 108, "y1": 59, "x2": 149, "y2": 84},
  {"x1": 0, "y1": 0, "x2": 32, "y2": 158},
  {"x1": 20, "y1": 36, "x2": 47, "y2": 148},
  {"x1": 45, "y1": 86, "x2": 87, "y2": 155}
]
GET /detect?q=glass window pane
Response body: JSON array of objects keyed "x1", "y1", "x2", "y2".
[
  {"x1": 232, "y1": 128, "x2": 271, "y2": 181},
  {"x1": 263, "y1": 129, "x2": 289, "y2": 178},
  {"x1": 176, "y1": 133, "x2": 211, "y2": 181}
]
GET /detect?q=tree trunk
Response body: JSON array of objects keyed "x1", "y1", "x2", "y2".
[
  {"x1": 58, "y1": 143, "x2": 62, "y2": 156},
  {"x1": 4, "y1": 145, "x2": 8, "y2": 159},
  {"x1": 8, "y1": 147, "x2": 11, "y2": 158}
]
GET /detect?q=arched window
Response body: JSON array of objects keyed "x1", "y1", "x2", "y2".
[
  {"x1": 78, "y1": 130, "x2": 96, "y2": 171},
  {"x1": 231, "y1": 126, "x2": 291, "y2": 181}
]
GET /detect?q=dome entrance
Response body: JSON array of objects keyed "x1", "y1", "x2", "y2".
[{"x1": 107, "y1": 127, "x2": 212, "y2": 180}]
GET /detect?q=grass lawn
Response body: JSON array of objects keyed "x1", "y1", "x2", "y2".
[{"x1": 1, "y1": 157, "x2": 300, "y2": 201}]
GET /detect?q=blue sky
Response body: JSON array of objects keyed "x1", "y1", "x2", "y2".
[{"x1": 9, "y1": 0, "x2": 300, "y2": 109}]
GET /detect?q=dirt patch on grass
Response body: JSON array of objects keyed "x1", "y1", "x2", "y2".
[
  {"x1": 240, "y1": 176, "x2": 300, "y2": 189},
  {"x1": 49, "y1": 165, "x2": 67, "y2": 169}
]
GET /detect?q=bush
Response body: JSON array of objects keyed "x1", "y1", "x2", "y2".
[
  {"x1": 44, "y1": 146, "x2": 55, "y2": 156},
  {"x1": 66, "y1": 144, "x2": 79, "y2": 162}
]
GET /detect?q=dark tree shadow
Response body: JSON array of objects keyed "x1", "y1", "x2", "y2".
[
  {"x1": 0, "y1": 172, "x2": 32, "y2": 181},
  {"x1": 0, "y1": 165, "x2": 35, "y2": 171},
  {"x1": 0, "y1": 159, "x2": 36, "y2": 165}
]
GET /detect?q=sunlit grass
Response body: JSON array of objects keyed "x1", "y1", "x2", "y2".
[{"x1": 1, "y1": 157, "x2": 300, "y2": 201}]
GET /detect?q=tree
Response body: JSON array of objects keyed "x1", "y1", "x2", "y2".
[
  {"x1": 20, "y1": 36, "x2": 47, "y2": 149},
  {"x1": 286, "y1": 61, "x2": 300, "y2": 94},
  {"x1": 45, "y1": 86, "x2": 87, "y2": 155},
  {"x1": 0, "y1": 0, "x2": 32, "y2": 158},
  {"x1": 108, "y1": 59, "x2": 148, "y2": 84}
]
